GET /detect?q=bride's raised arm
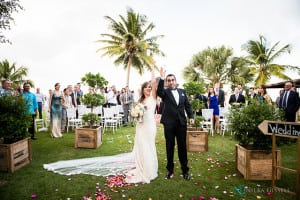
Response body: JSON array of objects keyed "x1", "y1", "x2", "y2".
[{"x1": 151, "y1": 64, "x2": 157, "y2": 99}]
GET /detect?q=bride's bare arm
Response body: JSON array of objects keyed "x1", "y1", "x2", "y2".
[{"x1": 151, "y1": 64, "x2": 156, "y2": 99}]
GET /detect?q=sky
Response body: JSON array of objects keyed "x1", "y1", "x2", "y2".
[{"x1": 0, "y1": 0, "x2": 300, "y2": 99}]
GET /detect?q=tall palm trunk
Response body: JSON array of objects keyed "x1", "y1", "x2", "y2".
[{"x1": 126, "y1": 56, "x2": 132, "y2": 87}]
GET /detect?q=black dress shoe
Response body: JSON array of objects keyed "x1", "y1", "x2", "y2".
[
  {"x1": 183, "y1": 173, "x2": 190, "y2": 180},
  {"x1": 165, "y1": 171, "x2": 174, "y2": 179}
]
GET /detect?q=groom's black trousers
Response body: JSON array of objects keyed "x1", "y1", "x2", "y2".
[{"x1": 163, "y1": 122, "x2": 189, "y2": 174}]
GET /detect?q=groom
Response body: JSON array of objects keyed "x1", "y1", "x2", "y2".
[{"x1": 157, "y1": 68, "x2": 194, "y2": 180}]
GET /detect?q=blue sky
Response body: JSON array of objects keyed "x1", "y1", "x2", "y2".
[{"x1": 0, "y1": 0, "x2": 299, "y2": 97}]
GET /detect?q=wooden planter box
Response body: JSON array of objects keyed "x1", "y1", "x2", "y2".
[
  {"x1": 0, "y1": 138, "x2": 32, "y2": 173},
  {"x1": 186, "y1": 127, "x2": 208, "y2": 152},
  {"x1": 75, "y1": 126, "x2": 102, "y2": 148},
  {"x1": 235, "y1": 144, "x2": 281, "y2": 180}
]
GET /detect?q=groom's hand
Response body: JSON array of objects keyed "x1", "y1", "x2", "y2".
[
  {"x1": 160, "y1": 67, "x2": 166, "y2": 78},
  {"x1": 189, "y1": 119, "x2": 194, "y2": 125}
]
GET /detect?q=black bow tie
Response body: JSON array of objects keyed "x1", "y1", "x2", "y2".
[{"x1": 171, "y1": 88, "x2": 177, "y2": 91}]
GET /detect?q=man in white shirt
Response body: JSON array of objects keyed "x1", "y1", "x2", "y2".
[
  {"x1": 106, "y1": 85, "x2": 118, "y2": 107},
  {"x1": 35, "y1": 88, "x2": 45, "y2": 119}
]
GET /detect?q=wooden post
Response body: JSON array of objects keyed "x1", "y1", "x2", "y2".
[
  {"x1": 271, "y1": 134, "x2": 276, "y2": 200},
  {"x1": 297, "y1": 136, "x2": 300, "y2": 199}
]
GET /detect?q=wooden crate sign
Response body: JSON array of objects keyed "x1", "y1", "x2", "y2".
[
  {"x1": 0, "y1": 138, "x2": 32, "y2": 173},
  {"x1": 186, "y1": 128, "x2": 208, "y2": 152},
  {"x1": 75, "y1": 126, "x2": 102, "y2": 149}
]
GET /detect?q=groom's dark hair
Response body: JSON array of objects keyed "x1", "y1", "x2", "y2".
[{"x1": 166, "y1": 74, "x2": 176, "y2": 81}]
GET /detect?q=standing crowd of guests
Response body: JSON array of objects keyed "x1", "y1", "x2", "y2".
[
  {"x1": 1, "y1": 79, "x2": 299, "y2": 140},
  {"x1": 191, "y1": 81, "x2": 300, "y2": 134}
]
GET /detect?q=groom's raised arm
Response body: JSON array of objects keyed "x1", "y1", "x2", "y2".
[
  {"x1": 157, "y1": 67, "x2": 166, "y2": 99},
  {"x1": 157, "y1": 78, "x2": 165, "y2": 99}
]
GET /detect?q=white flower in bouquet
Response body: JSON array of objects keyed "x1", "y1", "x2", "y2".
[{"x1": 130, "y1": 103, "x2": 146, "y2": 123}]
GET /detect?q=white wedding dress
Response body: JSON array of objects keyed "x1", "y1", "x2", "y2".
[{"x1": 43, "y1": 97, "x2": 158, "y2": 184}]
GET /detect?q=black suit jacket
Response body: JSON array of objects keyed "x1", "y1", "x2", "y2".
[
  {"x1": 217, "y1": 89, "x2": 225, "y2": 107},
  {"x1": 229, "y1": 94, "x2": 245, "y2": 105},
  {"x1": 157, "y1": 79, "x2": 194, "y2": 126},
  {"x1": 279, "y1": 90, "x2": 300, "y2": 114}
]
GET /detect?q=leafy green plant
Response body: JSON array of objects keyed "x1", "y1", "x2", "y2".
[
  {"x1": 81, "y1": 113, "x2": 100, "y2": 128},
  {"x1": 80, "y1": 73, "x2": 107, "y2": 128},
  {"x1": 228, "y1": 99, "x2": 284, "y2": 149},
  {"x1": 183, "y1": 81, "x2": 206, "y2": 96},
  {"x1": 193, "y1": 115, "x2": 205, "y2": 128},
  {"x1": 190, "y1": 98, "x2": 205, "y2": 114},
  {"x1": 0, "y1": 95, "x2": 32, "y2": 143}
]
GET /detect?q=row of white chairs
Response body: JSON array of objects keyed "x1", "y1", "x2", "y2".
[{"x1": 199, "y1": 107, "x2": 230, "y2": 136}]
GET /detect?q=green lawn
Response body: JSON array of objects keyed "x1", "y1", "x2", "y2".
[{"x1": 0, "y1": 125, "x2": 297, "y2": 200}]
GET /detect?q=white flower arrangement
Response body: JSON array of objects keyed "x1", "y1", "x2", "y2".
[{"x1": 130, "y1": 103, "x2": 146, "y2": 123}]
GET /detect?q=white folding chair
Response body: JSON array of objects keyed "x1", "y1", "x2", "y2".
[
  {"x1": 35, "y1": 118, "x2": 47, "y2": 132},
  {"x1": 77, "y1": 105, "x2": 89, "y2": 119},
  {"x1": 66, "y1": 108, "x2": 82, "y2": 132},
  {"x1": 219, "y1": 107, "x2": 230, "y2": 136},
  {"x1": 201, "y1": 109, "x2": 214, "y2": 136},
  {"x1": 112, "y1": 105, "x2": 123, "y2": 127},
  {"x1": 102, "y1": 107, "x2": 118, "y2": 133}
]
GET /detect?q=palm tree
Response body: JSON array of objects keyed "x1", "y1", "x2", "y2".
[
  {"x1": 227, "y1": 56, "x2": 254, "y2": 90},
  {"x1": 183, "y1": 46, "x2": 233, "y2": 85},
  {"x1": 0, "y1": 59, "x2": 33, "y2": 88},
  {"x1": 97, "y1": 8, "x2": 165, "y2": 87},
  {"x1": 242, "y1": 35, "x2": 299, "y2": 86}
]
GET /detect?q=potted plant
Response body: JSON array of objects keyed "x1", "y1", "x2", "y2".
[
  {"x1": 74, "y1": 72, "x2": 107, "y2": 149},
  {"x1": 228, "y1": 99, "x2": 285, "y2": 180},
  {"x1": 183, "y1": 81, "x2": 208, "y2": 152},
  {"x1": 186, "y1": 115, "x2": 208, "y2": 152},
  {"x1": 0, "y1": 95, "x2": 33, "y2": 172}
]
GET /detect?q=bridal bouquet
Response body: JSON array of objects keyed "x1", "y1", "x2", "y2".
[{"x1": 130, "y1": 103, "x2": 146, "y2": 123}]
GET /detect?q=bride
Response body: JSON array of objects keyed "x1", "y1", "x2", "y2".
[{"x1": 44, "y1": 66, "x2": 158, "y2": 184}]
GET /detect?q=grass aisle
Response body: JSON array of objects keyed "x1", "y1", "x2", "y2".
[{"x1": 0, "y1": 125, "x2": 297, "y2": 200}]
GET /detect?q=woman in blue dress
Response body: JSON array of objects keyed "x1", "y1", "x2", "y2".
[{"x1": 208, "y1": 87, "x2": 220, "y2": 133}]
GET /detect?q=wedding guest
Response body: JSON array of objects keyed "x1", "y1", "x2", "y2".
[
  {"x1": 76, "y1": 82, "x2": 83, "y2": 100},
  {"x1": 208, "y1": 87, "x2": 220, "y2": 133},
  {"x1": 74, "y1": 84, "x2": 82, "y2": 118},
  {"x1": 74, "y1": 84, "x2": 82, "y2": 106},
  {"x1": 68, "y1": 85, "x2": 77, "y2": 109},
  {"x1": 229, "y1": 87, "x2": 246, "y2": 105},
  {"x1": 35, "y1": 88, "x2": 45, "y2": 119},
  {"x1": 247, "y1": 87, "x2": 257, "y2": 104},
  {"x1": 22, "y1": 83, "x2": 38, "y2": 140},
  {"x1": 214, "y1": 82, "x2": 225, "y2": 107},
  {"x1": 106, "y1": 85, "x2": 118, "y2": 107},
  {"x1": 237, "y1": 83, "x2": 246, "y2": 96},
  {"x1": 49, "y1": 83, "x2": 63, "y2": 138},
  {"x1": 275, "y1": 89, "x2": 284, "y2": 108},
  {"x1": 279, "y1": 81, "x2": 300, "y2": 122},
  {"x1": 61, "y1": 88, "x2": 72, "y2": 133},
  {"x1": 257, "y1": 85, "x2": 272, "y2": 105},
  {"x1": 121, "y1": 86, "x2": 134, "y2": 127},
  {"x1": 157, "y1": 68, "x2": 194, "y2": 180},
  {"x1": 0, "y1": 79, "x2": 14, "y2": 97}
]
